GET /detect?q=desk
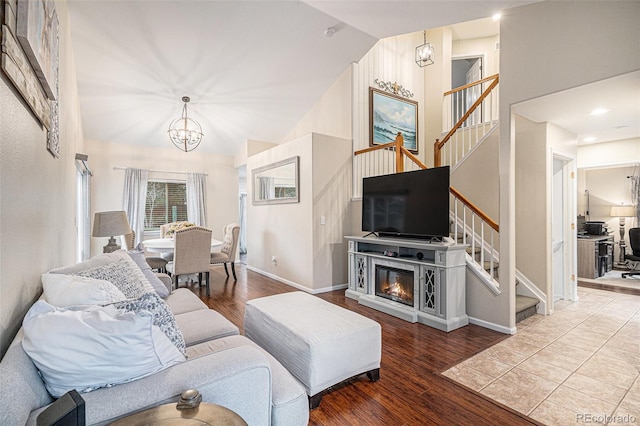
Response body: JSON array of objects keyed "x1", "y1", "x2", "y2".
[
  {"x1": 110, "y1": 402, "x2": 247, "y2": 425},
  {"x1": 577, "y1": 235, "x2": 614, "y2": 279},
  {"x1": 143, "y1": 237, "x2": 222, "y2": 254}
]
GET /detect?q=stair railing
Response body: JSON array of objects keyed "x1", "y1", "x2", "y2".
[
  {"x1": 352, "y1": 133, "x2": 425, "y2": 198},
  {"x1": 450, "y1": 188, "x2": 500, "y2": 284},
  {"x1": 435, "y1": 74, "x2": 499, "y2": 169},
  {"x1": 353, "y1": 133, "x2": 500, "y2": 286}
]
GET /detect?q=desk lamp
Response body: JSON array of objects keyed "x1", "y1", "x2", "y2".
[
  {"x1": 610, "y1": 205, "x2": 636, "y2": 263},
  {"x1": 92, "y1": 211, "x2": 132, "y2": 253}
]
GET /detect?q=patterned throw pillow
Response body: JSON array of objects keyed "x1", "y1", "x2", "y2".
[
  {"x1": 74, "y1": 258, "x2": 148, "y2": 299},
  {"x1": 127, "y1": 249, "x2": 170, "y2": 298},
  {"x1": 113, "y1": 292, "x2": 186, "y2": 357}
]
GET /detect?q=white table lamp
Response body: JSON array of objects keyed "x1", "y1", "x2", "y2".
[
  {"x1": 93, "y1": 211, "x2": 132, "y2": 253},
  {"x1": 610, "y1": 205, "x2": 636, "y2": 263}
]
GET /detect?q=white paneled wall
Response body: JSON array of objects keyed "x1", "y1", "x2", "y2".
[
  {"x1": 352, "y1": 32, "x2": 426, "y2": 197},
  {"x1": 352, "y1": 32, "x2": 426, "y2": 155}
]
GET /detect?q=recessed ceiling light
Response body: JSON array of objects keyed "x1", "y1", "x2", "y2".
[
  {"x1": 589, "y1": 108, "x2": 610, "y2": 115},
  {"x1": 492, "y1": 13, "x2": 501, "y2": 21},
  {"x1": 583, "y1": 136, "x2": 597, "y2": 142}
]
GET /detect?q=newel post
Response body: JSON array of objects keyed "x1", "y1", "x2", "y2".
[
  {"x1": 434, "y1": 139, "x2": 441, "y2": 168},
  {"x1": 395, "y1": 133, "x2": 404, "y2": 173}
]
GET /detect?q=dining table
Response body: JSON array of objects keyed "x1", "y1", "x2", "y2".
[{"x1": 142, "y1": 237, "x2": 223, "y2": 254}]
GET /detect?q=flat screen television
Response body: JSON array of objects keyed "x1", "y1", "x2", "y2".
[{"x1": 362, "y1": 166, "x2": 450, "y2": 240}]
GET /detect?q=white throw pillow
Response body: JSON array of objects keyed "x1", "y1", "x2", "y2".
[
  {"x1": 42, "y1": 273, "x2": 127, "y2": 307},
  {"x1": 22, "y1": 301, "x2": 185, "y2": 398}
]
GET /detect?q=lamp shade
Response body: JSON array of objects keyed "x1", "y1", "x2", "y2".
[
  {"x1": 92, "y1": 211, "x2": 131, "y2": 237},
  {"x1": 610, "y1": 205, "x2": 635, "y2": 217}
]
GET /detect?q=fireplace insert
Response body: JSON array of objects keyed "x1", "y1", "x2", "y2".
[{"x1": 375, "y1": 265, "x2": 414, "y2": 307}]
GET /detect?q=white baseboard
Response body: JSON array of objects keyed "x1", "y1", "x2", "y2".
[
  {"x1": 245, "y1": 266, "x2": 347, "y2": 294},
  {"x1": 468, "y1": 316, "x2": 517, "y2": 335}
]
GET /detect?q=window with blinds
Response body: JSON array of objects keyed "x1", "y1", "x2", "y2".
[{"x1": 145, "y1": 181, "x2": 187, "y2": 230}]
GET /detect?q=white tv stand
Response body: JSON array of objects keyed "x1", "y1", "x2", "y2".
[{"x1": 345, "y1": 235, "x2": 468, "y2": 332}]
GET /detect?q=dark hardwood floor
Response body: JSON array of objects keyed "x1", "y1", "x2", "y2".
[{"x1": 185, "y1": 263, "x2": 540, "y2": 426}]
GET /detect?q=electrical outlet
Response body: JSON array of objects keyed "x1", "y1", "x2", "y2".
[
  {"x1": 271, "y1": 256, "x2": 277, "y2": 265},
  {"x1": 320, "y1": 216, "x2": 326, "y2": 225}
]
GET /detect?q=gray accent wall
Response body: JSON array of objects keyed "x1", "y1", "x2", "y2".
[{"x1": 0, "y1": 0, "x2": 84, "y2": 357}]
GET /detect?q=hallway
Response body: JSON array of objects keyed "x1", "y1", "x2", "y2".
[{"x1": 443, "y1": 286, "x2": 640, "y2": 425}]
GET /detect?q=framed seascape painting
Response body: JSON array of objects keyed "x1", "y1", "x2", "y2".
[{"x1": 369, "y1": 87, "x2": 418, "y2": 153}]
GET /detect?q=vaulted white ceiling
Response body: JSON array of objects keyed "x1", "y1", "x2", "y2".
[{"x1": 67, "y1": 0, "x2": 535, "y2": 156}]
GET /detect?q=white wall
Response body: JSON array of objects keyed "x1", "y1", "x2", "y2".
[
  {"x1": 577, "y1": 137, "x2": 640, "y2": 261},
  {"x1": 311, "y1": 134, "x2": 352, "y2": 289},
  {"x1": 247, "y1": 136, "x2": 315, "y2": 288},
  {"x1": 498, "y1": 0, "x2": 640, "y2": 331},
  {"x1": 282, "y1": 66, "x2": 352, "y2": 143},
  {"x1": 450, "y1": 129, "x2": 500, "y2": 221},
  {"x1": 577, "y1": 137, "x2": 640, "y2": 240},
  {"x1": 578, "y1": 138, "x2": 640, "y2": 169},
  {"x1": 581, "y1": 166, "x2": 638, "y2": 261},
  {"x1": 234, "y1": 139, "x2": 276, "y2": 169},
  {"x1": 246, "y1": 133, "x2": 352, "y2": 292},
  {"x1": 453, "y1": 35, "x2": 500, "y2": 79},
  {"x1": 353, "y1": 32, "x2": 426, "y2": 160},
  {"x1": 514, "y1": 116, "x2": 547, "y2": 292},
  {"x1": 0, "y1": 0, "x2": 84, "y2": 357},
  {"x1": 424, "y1": 27, "x2": 452, "y2": 167},
  {"x1": 86, "y1": 139, "x2": 239, "y2": 255}
]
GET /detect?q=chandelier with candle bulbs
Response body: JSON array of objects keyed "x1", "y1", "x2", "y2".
[{"x1": 168, "y1": 96, "x2": 203, "y2": 152}]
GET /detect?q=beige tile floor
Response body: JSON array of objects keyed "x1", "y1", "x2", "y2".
[{"x1": 443, "y1": 286, "x2": 640, "y2": 425}]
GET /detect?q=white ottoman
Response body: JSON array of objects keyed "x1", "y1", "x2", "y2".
[{"x1": 244, "y1": 291, "x2": 381, "y2": 408}]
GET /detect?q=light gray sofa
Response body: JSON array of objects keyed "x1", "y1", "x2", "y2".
[{"x1": 0, "y1": 254, "x2": 309, "y2": 426}]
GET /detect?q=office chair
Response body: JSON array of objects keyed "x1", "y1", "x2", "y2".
[{"x1": 622, "y1": 227, "x2": 640, "y2": 278}]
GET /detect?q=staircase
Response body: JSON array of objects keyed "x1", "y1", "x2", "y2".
[
  {"x1": 516, "y1": 295, "x2": 539, "y2": 322},
  {"x1": 456, "y1": 233, "x2": 499, "y2": 279},
  {"x1": 352, "y1": 73, "x2": 545, "y2": 327}
]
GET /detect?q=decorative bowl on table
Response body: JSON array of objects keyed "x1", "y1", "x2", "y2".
[{"x1": 165, "y1": 221, "x2": 195, "y2": 238}]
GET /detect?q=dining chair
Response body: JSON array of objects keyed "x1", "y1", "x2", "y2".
[
  {"x1": 159, "y1": 223, "x2": 172, "y2": 238},
  {"x1": 123, "y1": 231, "x2": 136, "y2": 250},
  {"x1": 166, "y1": 226, "x2": 213, "y2": 296},
  {"x1": 158, "y1": 222, "x2": 175, "y2": 262},
  {"x1": 210, "y1": 223, "x2": 240, "y2": 281},
  {"x1": 123, "y1": 230, "x2": 168, "y2": 273}
]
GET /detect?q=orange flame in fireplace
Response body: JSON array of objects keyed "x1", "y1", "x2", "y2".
[{"x1": 384, "y1": 277, "x2": 408, "y2": 299}]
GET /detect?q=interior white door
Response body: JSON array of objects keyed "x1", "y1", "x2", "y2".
[{"x1": 552, "y1": 158, "x2": 565, "y2": 301}]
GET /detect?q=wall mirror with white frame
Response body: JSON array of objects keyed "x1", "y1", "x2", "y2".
[{"x1": 252, "y1": 156, "x2": 299, "y2": 205}]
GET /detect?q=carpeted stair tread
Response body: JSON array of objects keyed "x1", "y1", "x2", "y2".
[
  {"x1": 466, "y1": 246, "x2": 482, "y2": 255},
  {"x1": 516, "y1": 295, "x2": 539, "y2": 312},
  {"x1": 483, "y1": 261, "x2": 499, "y2": 271}
]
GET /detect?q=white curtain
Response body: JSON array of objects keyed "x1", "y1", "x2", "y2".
[
  {"x1": 239, "y1": 193, "x2": 247, "y2": 254},
  {"x1": 123, "y1": 168, "x2": 148, "y2": 246},
  {"x1": 187, "y1": 172, "x2": 207, "y2": 227},
  {"x1": 259, "y1": 177, "x2": 275, "y2": 200}
]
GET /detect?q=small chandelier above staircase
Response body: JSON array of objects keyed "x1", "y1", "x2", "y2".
[{"x1": 415, "y1": 30, "x2": 434, "y2": 67}]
